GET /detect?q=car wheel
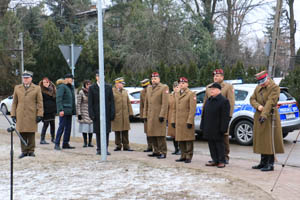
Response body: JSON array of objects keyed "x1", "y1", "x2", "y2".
[
  {"x1": 282, "y1": 132, "x2": 289, "y2": 138},
  {"x1": 1, "y1": 104, "x2": 8, "y2": 115},
  {"x1": 234, "y1": 120, "x2": 253, "y2": 146}
]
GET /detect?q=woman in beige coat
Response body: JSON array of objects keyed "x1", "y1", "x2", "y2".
[
  {"x1": 77, "y1": 80, "x2": 93, "y2": 147},
  {"x1": 167, "y1": 81, "x2": 180, "y2": 155}
]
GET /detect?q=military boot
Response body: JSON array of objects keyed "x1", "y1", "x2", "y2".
[
  {"x1": 82, "y1": 133, "x2": 88, "y2": 147},
  {"x1": 261, "y1": 155, "x2": 274, "y2": 172},
  {"x1": 252, "y1": 154, "x2": 267, "y2": 169}
]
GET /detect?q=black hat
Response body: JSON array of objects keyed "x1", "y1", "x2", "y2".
[
  {"x1": 208, "y1": 82, "x2": 222, "y2": 90},
  {"x1": 96, "y1": 69, "x2": 99, "y2": 75},
  {"x1": 64, "y1": 73, "x2": 73, "y2": 79}
]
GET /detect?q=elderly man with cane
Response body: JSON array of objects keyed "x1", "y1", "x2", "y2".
[{"x1": 250, "y1": 70, "x2": 284, "y2": 171}]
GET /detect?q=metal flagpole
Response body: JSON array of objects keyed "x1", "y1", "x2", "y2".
[
  {"x1": 71, "y1": 43, "x2": 76, "y2": 137},
  {"x1": 97, "y1": 0, "x2": 107, "y2": 161}
]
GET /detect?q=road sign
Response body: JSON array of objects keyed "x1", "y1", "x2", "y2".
[{"x1": 59, "y1": 44, "x2": 82, "y2": 68}]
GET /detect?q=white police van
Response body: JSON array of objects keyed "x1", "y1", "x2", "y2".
[{"x1": 193, "y1": 84, "x2": 300, "y2": 146}]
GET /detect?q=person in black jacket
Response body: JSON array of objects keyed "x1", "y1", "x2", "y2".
[
  {"x1": 200, "y1": 82, "x2": 231, "y2": 168},
  {"x1": 88, "y1": 70, "x2": 115, "y2": 155},
  {"x1": 39, "y1": 77, "x2": 57, "y2": 144}
]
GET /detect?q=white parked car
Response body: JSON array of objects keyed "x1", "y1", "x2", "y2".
[
  {"x1": 0, "y1": 96, "x2": 13, "y2": 115},
  {"x1": 193, "y1": 84, "x2": 300, "y2": 146},
  {"x1": 124, "y1": 87, "x2": 143, "y2": 118}
]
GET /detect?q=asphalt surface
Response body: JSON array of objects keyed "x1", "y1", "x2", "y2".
[{"x1": 0, "y1": 114, "x2": 299, "y2": 167}]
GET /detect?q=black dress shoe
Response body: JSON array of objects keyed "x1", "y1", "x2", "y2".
[
  {"x1": 54, "y1": 145, "x2": 61, "y2": 150},
  {"x1": 88, "y1": 144, "x2": 94, "y2": 147},
  {"x1": 252, "y1": 163, "x2": 265, "y2": 169},
  {"x1": 62, "y1": 144, "x2": 75, "y2": 149},
  {"x1": 28, "y1": 152, "x2": 35, "y2": 157},
  {"x1": 175, "y1": 158, "x2": 186, "y2": 162},
  {"x1": 123, "y1": 148, "x2": 134, "y2": 151},
  {"x1": 260, "y1": 164, "x2": 274, "y2": 172},
  {"x1": 157, "y1": 154, "x2": 167, "y2": 159},
  {"x1": 107, "y1": 151, "x2": 111, "y2": 155},
  {"x1": 40, "y1": 140, "x2": 49, "y2": 145},
  {"x1": 18, "y1": 153, "x2": 27, "y2": 159},
  {"x1": 143, "y1": 149, "x2": 152, "y2": 152},
  {"x1": 172, "y1": 150, "x2": 181, "y2": 155},
  {"x1": 148, "y1": 153, "x2": 160, "y2": 157},
  {"x1": 114, "y1": 147, "x2": 121, "y2": 151},
  {"x1": 184, "y1": 159, "x2": 191, "y2": 163},
  {"x1": 96, "y1": 151, "x2": 101, "y2": 155},
  {"x1": 83, "y1": 144, "x2": 88, "y2": 148}
]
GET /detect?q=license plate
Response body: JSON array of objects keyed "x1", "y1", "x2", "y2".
[{"x1": 286, "y1": 113, "x2": 296, "y2": 119}]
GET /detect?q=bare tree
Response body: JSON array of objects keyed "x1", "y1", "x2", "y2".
[
  {"x1": 0, "y1": 0, "x2": 11, "y2": 18},
  {"x1": 285, "y1": 0, "x2": 296, "y2": 70}
]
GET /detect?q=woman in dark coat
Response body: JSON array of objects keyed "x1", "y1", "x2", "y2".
[
  {"x1": 39, "y1": 77, "x2": 57, "y2": 144},
  {"x1": 200, "y1": 83, "x2": 230, "y2": 168}
]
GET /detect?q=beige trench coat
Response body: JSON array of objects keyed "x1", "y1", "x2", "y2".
[
  {"x1": 143, "y1": 83, "x2": 169, "y2": 137},
  {"x1": 171, "y1": 88, "x2": 196, "y2": 141},
  {"x1": 11, "y1": 83, "x2": 43, "y2": 133},
  {"x1": 167, "y1": 93, "x2": 176, "y2": 137},
  {"x1": 111, "y1": 87, "x2": 133, "y2": 131},
  {"x1": 250, "y1": 79, "x2": 284, "y2": 154},
  {"x1": 140, "y1": 87, "x2": 147, "y2": 133}
]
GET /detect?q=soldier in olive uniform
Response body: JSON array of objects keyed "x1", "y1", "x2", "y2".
[
  {"x1": 111, "y1": 77, "x2": 134, "y2": 151},
  {"x1": 203, "y1": 69, "x2": 235, "y2": 164},
  {"x1": 171, "y1": 77, "x2": 197, "y2": 163},
  {"x1": 11, "y1": 71, "x2": 43, "y2": 159},
  {"x1": 143, "y1": 72, "x2": 169, "y2": 159},
  {"x1": 140, "y1": 79, "x2": 153, "y2": 152},
  {"x1": 250, "y1": 71, "x2": 284, "y2": 171},
  {"x1": 167, "y1": 81, "x2": 181, "y2": 155}
]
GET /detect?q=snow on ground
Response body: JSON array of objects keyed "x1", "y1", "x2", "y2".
[{"x1": 0, "y1": 132, "x2": 272, "y2": 200}]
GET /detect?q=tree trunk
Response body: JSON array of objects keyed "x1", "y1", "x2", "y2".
[
  {"x1": 0, "y1": 0, "x2": 10, "y2": 19},
  {"x1": 288, "y1": 0, "x2": 296, "y2": 70}
]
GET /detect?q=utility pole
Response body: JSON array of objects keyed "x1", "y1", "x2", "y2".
[{"x1": 268, "y1": 0, "x2": 283, "y2": 77}]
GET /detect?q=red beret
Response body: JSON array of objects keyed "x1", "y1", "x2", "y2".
[
  {"x1": 179, "y1": 77, "x2": 188, "y2": 83},
  {"x1": 213, "y1": 69, "x2": 224, "y2": 75},
  {"x1": 151, "y1": 72, "x2": 160, "y2": 77}
]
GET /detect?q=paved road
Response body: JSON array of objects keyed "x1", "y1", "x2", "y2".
[{"x1": 1, "y1": 114, "x2": 299, "y2": 167}]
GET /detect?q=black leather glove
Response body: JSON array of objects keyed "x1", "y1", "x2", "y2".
[
  {"x1": 78, "y1": 115, "x2": 82, "y2": 120},
  {"x1": 171, "y1": 123, "x2": 176, "y2": 128},
  {"x1": 11, "y1": 116, "x2": 16, "y2": 124},
  {"x1": 36, "y1": 116, "x2": 43, "y2": 123},
  {"x1": 129, "y1": 115, "x2": 134, "y2": 121},
  {"x1": 187, "y1": 123, "x2": 193, "y2": 129},
  {"x1": 259, "y1": 116, "x2": 266, "y2": 124},
  {"x1": 159, "y1": 117, "x2": 164, "y2": 123}
]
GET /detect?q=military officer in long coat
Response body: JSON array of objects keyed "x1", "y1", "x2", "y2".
[
  {"x1": 111, "y1": 77, "x2": 134, "y2": 151},
  {"x1": 143, "y1": 72, "x2": 169, "y2": 159},
  {"x1": 168, "y1": 81, "x2": 181, "y2": 155},
  {"x1": 250, "y1": 71, "x2": 284, "y2": 171},
  {"x1": 140, "y1": 78, "x2": 153, "y2": 152},
  {"x1": 11, "y1": 70, "x2": 43, "y2": 158},
  {"x1": 171, "y1": 77, "x2": 197, "y2": 163},
  {"x1": 203, "y1": 69, "x2": 235, "y2": 164}
]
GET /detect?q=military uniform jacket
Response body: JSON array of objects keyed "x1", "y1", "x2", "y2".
[
  {"x1": 171, "y1": 88, "x2": 197, "y2": 141},
  {"x1": 250, "y1": 79, "x2": 284, "y2": 154},
  {"x1": 140, "y1": 87, "x2": 147, "y2": 133},
  {"x1": 111, "y1": 87, "x2": 133, "y2": 131},
  {"x1": 204, "y1": 81, "x2": 235, "y2": 116},
  {"x1": 143, "y1": 83, "x2": 169, "y2": 137},
  {"x1": 167, "y1": 93, "x2": 176, "y2": 137},
  {"x1": 11, "y1": 83, "x2": 43, "y2": 133}
]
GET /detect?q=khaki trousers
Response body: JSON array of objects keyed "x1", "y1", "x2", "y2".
[
  {"x1": 151, "y1": 136, "x2": 167, "y2": 155},
  {"x1": 115, "y1": 131, "x2": 130, "y2": 149},
  {"x1": 20, "y1": 132, "x2": 35, "y2": 153},
  {"x1": 179, "y1": 141, "x2": 194, "y2": 160}
]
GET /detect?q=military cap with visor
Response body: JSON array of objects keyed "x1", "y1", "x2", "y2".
[
  {"x1": 140, "y1": 79, "x2": 150, "y2": 87},
  {"x1": 22, "y1": 70, "x2": 33, "y2": 78},
  {"x1": 114, "y1": 77, "x2": 125, "y2": 85},
  {"x1": 255, "y1": 70, "x2": 269, "y2": 85}
]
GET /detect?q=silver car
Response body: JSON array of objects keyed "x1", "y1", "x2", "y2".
[{"x1": 194, "y1": 84, "x2": 300, "y2": 145}]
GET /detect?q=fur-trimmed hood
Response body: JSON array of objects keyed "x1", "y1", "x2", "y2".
[{"x1": 39, "y1": 80, "x2": 56, "y2": 97}]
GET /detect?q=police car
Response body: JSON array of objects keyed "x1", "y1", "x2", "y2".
[{"x1": 193, "y1": 84, "x2": 300, "y2": 146}]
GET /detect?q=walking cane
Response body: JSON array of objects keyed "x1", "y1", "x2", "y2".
[{"x1": 270, "y1": 129, "x2": 300, "y2": 192}]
